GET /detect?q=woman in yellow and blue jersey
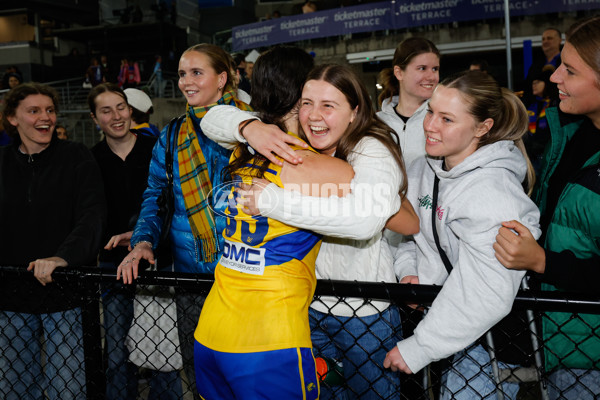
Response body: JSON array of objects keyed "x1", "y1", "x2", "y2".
[{"x1": 193, "y1": 46, "x2": 355, "y2": 400}]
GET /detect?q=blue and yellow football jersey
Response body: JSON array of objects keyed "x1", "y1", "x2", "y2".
[{"x1": 195, "y1": 136, "x2": 322, "y2": 353}]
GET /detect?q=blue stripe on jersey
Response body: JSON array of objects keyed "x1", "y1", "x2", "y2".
[
  {"x1": 243, "y1": 162, "x2": 278, "y2": 176},
  {"x1": 262, "y1": 229, "x2": 322, "y2": 267}
]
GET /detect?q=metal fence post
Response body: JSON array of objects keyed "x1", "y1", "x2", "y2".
[
  {"x1": 80, "y1": 278, "x2": 105, "y2": 400},
  {"x1": 521, "y1": 278, "x2": 550, "y2": 400},
  {"x1": 484, "y1": 332, "x2": 505, "y2": 400}
]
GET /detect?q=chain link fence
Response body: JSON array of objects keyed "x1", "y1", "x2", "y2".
[{"x1": 0, "y1": 265, "x2": 598, "y2": 400}]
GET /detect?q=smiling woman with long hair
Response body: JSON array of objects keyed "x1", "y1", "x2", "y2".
[
  {"x1": 385, "y1": 71, "x2": 540, "y2": 400},
  {"x1": 194, "y1": 46, "x2": 355, "y2": 400},
  {"x1": 494, "y1": 16, "x2": 600, "y2": 399},
  {"x1": 116, "y1": 43, "x2": 252, "y2": 397},
  {"x1": 199, "y1": 60, "x2": 419, "y2": 399}
]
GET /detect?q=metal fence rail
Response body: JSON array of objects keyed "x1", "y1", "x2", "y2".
[{"x1": 1, "y1": 266, "x2": 598, "y2": 400}]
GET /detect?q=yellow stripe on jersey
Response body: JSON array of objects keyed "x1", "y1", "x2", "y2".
[{"x1": 195, "y1": 133, "x2": 323, "y2": 353}]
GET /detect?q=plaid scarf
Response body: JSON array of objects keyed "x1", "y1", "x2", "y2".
[{"x1": 177, "y1": 90, "x2": 252, "y2": 262}]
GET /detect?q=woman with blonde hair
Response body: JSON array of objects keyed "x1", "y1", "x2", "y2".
[
  {"x1": 386, "y1": 71, "x2": 540, "y2": 400},
  {"x1": 117, "y1": 43, "x2": 251, "y2": 398}
]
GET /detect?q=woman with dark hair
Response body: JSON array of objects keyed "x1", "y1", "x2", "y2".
[
  {"x1": 377, "y1": 37, "x2": 440, "y2": 169},
  {"x1": 377, "y1": 37, "x2": 441, "y2": 257},
  {"x1": 385, "y1": 71, "x2": 540, "y2": 400},
  {"x1": 495, "y1": 16, "x2": 600, "y2": 399},
  {"x1": 116, "y1": 43, "x2": 252, "y2": 398},
  {"x1": 194, "y1": 45, "x2": 356, "y2": 400},
  {"x1": 88, "y1": 82, "x2": 181, "y2": 399},
  {"x1": 200, "y1": 59, "x2": 418, "y2": 399},
  {"x1": 0, "y1": 83, "x2": 106, "y2": 399}
]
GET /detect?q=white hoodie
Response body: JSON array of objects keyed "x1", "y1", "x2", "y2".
[
  {"x1": 376, "y1": 96, "x2": 428, "y2": 169},
  {"x1": 394, "y1": 140, "x2": 541, "y2": 373},
  {"x1": 377, "y1": 97, "x2": 428, "y2": 248}
]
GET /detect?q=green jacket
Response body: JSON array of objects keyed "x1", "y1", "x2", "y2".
[{"x1": 537, "y1": 107, "x2": 600, "y2": 371}]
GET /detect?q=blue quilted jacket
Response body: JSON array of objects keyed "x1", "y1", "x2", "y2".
[{"x1": 131, "y1": 114, "x2": 231, "y2": 274}]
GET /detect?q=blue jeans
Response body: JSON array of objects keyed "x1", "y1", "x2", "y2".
[
  {"x1": 441, "y1": 344, "x2": 520, "y2": 400},
  {"x1": 0, "y1": 308, "x2": 86, "y2": 400},
  {"x1": 548, "y1": 368, "x2": 600, "y2": 400},
  {"x1": 101, "y1": 261, "x2": 183, "y2": 400},
  {"x1": 309, "y1": 306, "x2": 402, "y2": 400},
  {"x1": 176, "y1": 290, "x2": 206, "y2": 400}
]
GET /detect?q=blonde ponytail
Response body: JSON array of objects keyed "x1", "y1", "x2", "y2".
[{"x1": 442, "y1": 71, "x2": 535, "y2": 194}]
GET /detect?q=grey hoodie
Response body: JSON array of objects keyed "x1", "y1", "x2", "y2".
[{"x1": 394, "y1": 140, "x2": 541, "y2": 373}]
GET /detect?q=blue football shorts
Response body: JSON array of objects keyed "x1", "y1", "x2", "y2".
[{"x1": 194, "y1": 340, "x2": 320, "y2": 400}]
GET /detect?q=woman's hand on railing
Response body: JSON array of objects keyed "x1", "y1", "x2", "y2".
[
  {"x1": 27, "y1": 256, "x2": 68, "y2": 286},
  {"x1": 384, "y1": 346, "x2": 413, "y2": 374},
  {"x1": 117, "y1": 242, "x2": 155, "y2": 284}
]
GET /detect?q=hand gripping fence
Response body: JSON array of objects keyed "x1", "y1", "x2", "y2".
[{"x1": 1, "y1": 265, "x2": 599, "y2": 400}]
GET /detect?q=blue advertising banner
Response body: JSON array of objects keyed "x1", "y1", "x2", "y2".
[
  {"x1": 232, "y1": 0, "x2": 600, "y2": 51},
  {"x1": 233, "y1": 2, "x2": 394, "y2": 50},
  {"x1": 198, "y1": 0, "x2": 234, "y2": 8}
]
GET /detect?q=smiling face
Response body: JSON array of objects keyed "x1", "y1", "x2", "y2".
[
  {"x1": 299, "y1": 79, "x2": 357, "y2": 156},
  {"x1": 542, "y1": 29, "x2": 562, "y2": 58},
  {"x1": 7, "y1": 94, "x2": 56, "y2": 154},
  {"x1": 178, "y1": 50, "x2": 226, "y2": 107},
  {"x1": 423, "y1": 85, "x2": 492, "y2": 170},
  {"x1": 395, "y1": 52, "x2": 440, "y2": 104},
  {"x1": 551, "y1": 41, "x2": 600, "y2": 126},
  {"x1": 91, "y1": 91, "x2": 132, "y2": 139}
]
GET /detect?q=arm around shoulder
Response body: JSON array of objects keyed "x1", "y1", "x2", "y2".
[
  {"x1": 200, "y1": 105, "x2": 257, "y2": 148},
  {"x1": 257, "y1": 137, "x2": 402, "y2": 239}
]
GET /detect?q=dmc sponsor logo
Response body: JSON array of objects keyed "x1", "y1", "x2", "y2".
[{"x1": 223, "y1": 242, "x2": 262, "y2": 266}]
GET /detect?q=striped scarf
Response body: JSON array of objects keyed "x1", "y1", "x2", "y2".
[{"x1": 177, "y1": 90, "x2": 252, "y2": 262}]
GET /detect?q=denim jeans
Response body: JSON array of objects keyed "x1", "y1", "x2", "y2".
[
  {"x1": 309, "y1": 306, "x2": 402, "y2": 400},
  {"x1": 0, "y1": 308, "x2": 86, "y2": 400},
  {"x1": 101, "y1": 261, "x2": 183, "y2": 400},
  {"x1": 548, "y1": 368, "x2": 600, "y2": 400},
  {"x1": 440, "y1": 344, "x2": 520, "y2": 400},
  {"x1": 175, "y1": 290, "x2": 206, "y2": 400}
]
